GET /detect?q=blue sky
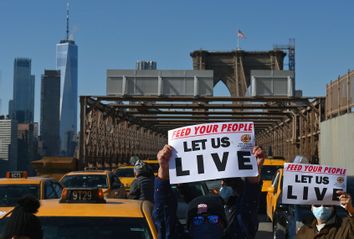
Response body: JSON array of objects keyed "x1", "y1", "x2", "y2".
[{"x1": 0, "y1": 1, "x2": 353, "y2": 123}]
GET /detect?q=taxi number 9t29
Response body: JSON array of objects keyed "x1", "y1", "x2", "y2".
[{"x1": 72, "y1": 190, "x2": 92, "y2": 201}]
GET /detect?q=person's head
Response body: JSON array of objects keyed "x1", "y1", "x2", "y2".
[
  {"x1": 187, "y1": 196, "x2": 226, "y2": 239},
  {"x1": 134, "y1": 160, "x2": 148, "y2": 177},
  {"x1": 311, "y1": 205, "x2": 335, "y2": 223},
  {"x1": 2, "y1": 195, "x2": 41, "y2": 239},
  {"x1": 129, "y1": 155, "x2": 140, "y2": 166},
  {"x1": 293, "y1": 155, "x2": 309, "y2": 164}
]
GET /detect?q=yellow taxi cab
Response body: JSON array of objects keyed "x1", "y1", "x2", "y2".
[
  {"x1": 59, "y1": 170, "x2": 126, "y2": 198},
  {"x1": 143, "y1": 159, "x2": 159, "y2": 176},
  {"x1": 265, "y1": 168, "x2": 291, "y2": 237},
  {"x1": 266, "y1": 168, "x2": 284, "y2": 222},
  {"x1": 114, "y1": 166, "x2": 135, "y2": 191},
  {"x1": 261, "y1": 156, "x2": 285, "y2": 192},
  {"x1": 0, "y1": 188, "x2": 157, "y2": 238},
  {"x1": 0, "y1": 171, "x2": 62, "y2": 215}
]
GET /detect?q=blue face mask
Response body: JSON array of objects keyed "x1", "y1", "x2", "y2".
[
  {"x1": 311, "y1": 206, "x2": 334, "y2": 222},
  {"x1": 219, "y1": 186, "x2": 234, "y2": 203},
  {"x1": 190, "y1": 223, "x2": 224, "y2": 239}
]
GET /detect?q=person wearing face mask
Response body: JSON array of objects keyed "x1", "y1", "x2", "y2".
[
  {"x1": 153, "y1": 144, "x2": 265, "y2": 239},
  {"x1": 296, "y1": 191, "x2": 354, "y2": 239}
]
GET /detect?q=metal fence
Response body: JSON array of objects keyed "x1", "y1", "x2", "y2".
[{"x1": 326, "y1": 70, "x2": 354, "y2": 119}]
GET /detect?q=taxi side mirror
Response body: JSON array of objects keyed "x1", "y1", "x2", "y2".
[{"x1": 267, "y1": 186, "x2": 275, "y2": 193}]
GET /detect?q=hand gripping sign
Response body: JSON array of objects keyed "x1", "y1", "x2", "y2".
[
  {"x1": 168, "y1": 122, "x2": 259, "y2": 184},
  {"x1": 282, "y1": 163, "x2": 347, "y2": 205}
]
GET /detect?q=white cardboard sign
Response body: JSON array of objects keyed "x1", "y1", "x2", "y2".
[
  {"x1": 168, "y1": 122, "x2": 258, "y2": 184},
  {"x1": 282, "y1": 163, "x2": 347, "y2": 205}
]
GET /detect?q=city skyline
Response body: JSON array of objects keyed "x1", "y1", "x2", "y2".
[{"x1": 0, "y1": 1, "x2": 354, "y2": 125}]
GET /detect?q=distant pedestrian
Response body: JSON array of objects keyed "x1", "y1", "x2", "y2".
[
  {"x1": 2, "y1": 195, "x2": 43, "y2": 239},
  {"x1": 128, "y1": 160, "x2": 155, "y2": 203},
  {"x1": 129, "y1": 155, "x2": 141, "y2": 166}
]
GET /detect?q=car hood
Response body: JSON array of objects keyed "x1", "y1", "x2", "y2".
[{"x1": 0, "y1": 207, "x2": 14, "y2": 219}]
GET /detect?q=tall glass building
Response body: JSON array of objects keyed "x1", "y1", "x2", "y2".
[
  {"x1": 12, "y1": 58, "x2": 35, "y2": 123},
  {"x1": 40, "y1": 70, "x2": 61, "y2": 156},
  {"x1": 56, "y1": 39, "x2": 78, "y2": 155}
]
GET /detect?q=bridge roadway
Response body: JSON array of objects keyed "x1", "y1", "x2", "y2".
[{"x1": 256, "y1": 215, "x2": 273, "y2": 239}]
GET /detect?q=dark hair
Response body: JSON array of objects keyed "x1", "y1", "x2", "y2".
[{"x1": 2, "y1": 195, "x2": 43, "y2": 239}]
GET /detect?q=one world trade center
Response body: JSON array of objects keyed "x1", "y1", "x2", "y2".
[{"x1": 56, "y1": 5, "x2": 78, "y2": 155}]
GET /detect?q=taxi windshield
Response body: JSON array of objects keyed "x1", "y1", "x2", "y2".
[
  {"x1": 145, "y1": 163, "x2": 159, "y2": 173},
  {"x1": 261, "y1": 165, "x2": 282, "y2": 181},
  {"x1": 0, "y1": 185, "x2": 40, "y2": 206},
  {"x1": 116, "y1": 168, "x2": 135, "y2": 177},
  {"x1": 40, "y1": 217, "x2": 151, "y2": 239},
  {"x1": 61, "y1": 175, "x2": 108, "y2": 189}
]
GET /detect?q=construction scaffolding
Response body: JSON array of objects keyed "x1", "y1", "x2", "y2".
[{"x1": 80, "y1": 95, "x2": 325, "y2": 169}]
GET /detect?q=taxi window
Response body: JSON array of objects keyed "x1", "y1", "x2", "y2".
[
  {"x1": 45, "y1": 181, "x2": 61, "y2": 199},
  {"x1": 109, "y1": 174, "x2": 122, "y2": 188},
  {"x1": 0, "y1": 217, "x2": 7, "y2": 233},
  {"x1": 39, "y1": 217, "x2": 152, "y2": 239},
  {"x1": 61, "y1": 175, "x2": 108, "y2": 188},
  {"x1": 172, "y1": 182, "x2": 207, "y2": 203},
  {"x1": 116, "y1": 168, "x2": 135, "y2": 177},
  {"x1": 53, "y1": 182, "x2": 63, "y2": 197},
  {"x1": 145, "y1": 163, "x2": 159, "y2": 173},
  {"x1": 0, "y1": 185, "x2": 39, "y2": 206},
  {"x1": 261, "y1": 165, "x2": 282, "y2": 181},
  {"x1": 347, "y1": 176, "x2": 354, "y2": 195},
  {"x1": 272, "y1": 171, "x2": 281, "y2": 194}
]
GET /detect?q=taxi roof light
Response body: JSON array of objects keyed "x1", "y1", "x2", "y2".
[
  {"x1": 5, "y1": 171, "x2": 28, "y2": 179},
  {"x1": 60, "y1": 188, "x2": 106, "y2": 204}
]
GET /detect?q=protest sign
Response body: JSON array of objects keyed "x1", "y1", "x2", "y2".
[
  {"x1": 282, "y1": 163, "x2": 347, "y2": 205},
  {"x1": 168, "y1": 122, "x2": 258, "y2": 184}
]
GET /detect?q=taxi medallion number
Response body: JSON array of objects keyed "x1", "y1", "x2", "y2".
[
  {"x1": 9, "y1": 172, "x2": 22, "y2": 178},
  {"x1": 72, "y1": 190, "x2": 93, "y2": 201}
]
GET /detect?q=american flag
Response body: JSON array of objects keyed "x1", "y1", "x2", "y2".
[{"x1": 237, "y1": 30, "x2": 246, "y2": 39}]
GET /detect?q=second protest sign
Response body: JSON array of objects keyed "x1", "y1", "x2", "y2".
[
  {"x1": 168, "y1": 122, "x2": 258, "y2": 184},
  {"x1": 282, "y1": 163, "x2": 347, "y2": 205}
]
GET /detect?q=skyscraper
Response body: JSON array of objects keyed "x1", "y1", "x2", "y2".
[
  {"x1": 40, "y1": 70, "x2": 60, "y2": 156},
  {"x1": 12, "y1": 58, "x2": 35, "y2": 123},
  {"x1": 0, "y1": 118, "x2": 17, "y2": 175},
  {"x1": 56, "y1": 5, "x2": 78, "y2": 155},
  {"x1": 17, "y1": 123, "x2": 36, "y2": 173}
]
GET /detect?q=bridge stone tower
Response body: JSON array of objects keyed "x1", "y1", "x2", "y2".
[{"x1": 190, "y1": 50, "x2": 286, "y2": 96}]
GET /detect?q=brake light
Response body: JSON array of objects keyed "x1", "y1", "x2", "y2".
[{"x1": 61, "y1": 188, "x2": 68, "y2": 200}]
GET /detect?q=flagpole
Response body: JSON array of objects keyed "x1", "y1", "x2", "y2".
[{"x1": 235, "y1": 32, "x2": 239, "y2": 96}]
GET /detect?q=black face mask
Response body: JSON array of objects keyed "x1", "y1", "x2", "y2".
[{"x1": 190, "y1": 223, "x2": 224, "y2": 239}]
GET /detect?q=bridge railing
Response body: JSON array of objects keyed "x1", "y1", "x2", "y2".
[{"x1": 326, "y1": 70, "x2": 354, "y2": 119}]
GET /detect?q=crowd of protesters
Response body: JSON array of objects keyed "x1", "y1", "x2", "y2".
[{"x1": 1, "y1": 145, "x2": 353, "y2": 239}]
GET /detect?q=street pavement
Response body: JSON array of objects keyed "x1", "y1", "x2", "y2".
[{"x1": 256, "y1": 214, "x2": 273, "y2": 239}]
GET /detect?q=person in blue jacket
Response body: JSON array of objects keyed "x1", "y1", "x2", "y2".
[{"x1": 153, "y1": 144, "x2": 265, "y2": 239}]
